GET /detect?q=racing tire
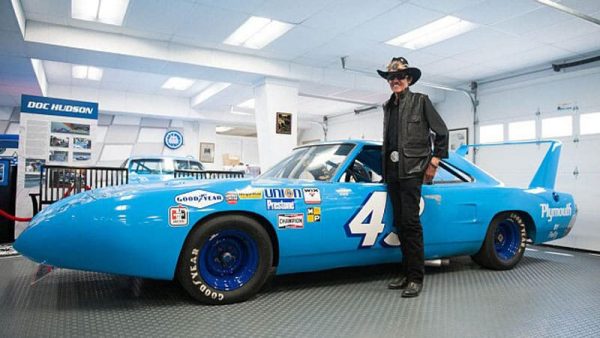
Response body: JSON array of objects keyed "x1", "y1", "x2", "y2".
[
  {"x1": 471, "y1": 212, "x2": 527, "y2": 270},
  {"x1": 177, "y1": 215, "x2": 273, "y2": 305}
]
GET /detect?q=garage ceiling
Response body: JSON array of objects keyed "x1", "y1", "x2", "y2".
[{"x1": 1, "y1": 0, "x2": 599, "y2": 125}]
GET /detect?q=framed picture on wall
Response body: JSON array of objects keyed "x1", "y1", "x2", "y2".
[
  {"x1": 276, "y1": 112, "x2": 292, "y2": 135},
  {"x1": 200, "y1": 142, "x2": 215, "y2": 163},
  {"x1": 448, "y1": 128, "x2": 469, "y2": 152}
]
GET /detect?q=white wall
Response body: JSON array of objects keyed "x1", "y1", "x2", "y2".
[
  {"x1": 215, "y1": 134, "x2": 259, "y2": 168},
  {"x1": 475, "y1": 67, "x2": 600, "y2": 251}
]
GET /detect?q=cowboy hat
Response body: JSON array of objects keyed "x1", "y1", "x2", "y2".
[{"x1": 377, "y1": 57, "x2": 421, "y2": 85}]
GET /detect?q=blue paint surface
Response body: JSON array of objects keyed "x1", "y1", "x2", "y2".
[{"x1": 15, "y1": 140, "x2": 576, "y2": 280}]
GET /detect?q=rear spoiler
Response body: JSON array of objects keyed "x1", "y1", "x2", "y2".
[{"x1": 456, "y1": 140, "x2": 562, "y2": 190}]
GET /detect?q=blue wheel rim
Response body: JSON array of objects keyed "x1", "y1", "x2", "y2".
[
  {"x1": 198, "y1": 229, "x2": 259, "y2": 291},
  {"x1": 494, "y1": 219, "x2": 520, "y2": 261}
]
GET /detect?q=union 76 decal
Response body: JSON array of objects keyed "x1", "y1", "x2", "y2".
[{"x1": 346, "y1": 192, "x2": 425, "y2": 248}]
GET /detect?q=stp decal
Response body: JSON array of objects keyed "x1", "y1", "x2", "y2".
[
  {"x1": 175, "y1": 190, "x2": 223, "y2": 209},
  {"x1": 169, "y1": 205, "x2": 188, "y2": 227},
  {"x1": 307, "y1": 207, "x2": 321, "y2": 222},
  {"x1": 278, "y1": 213, "x2": 304, "y2": 229},
  {"x1": 303, "y1": 188, "x2": 321, "y2": 204}
]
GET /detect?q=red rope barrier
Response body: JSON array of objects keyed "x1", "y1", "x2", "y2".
[{"x1": 0, "y1": 209, "x2": 32, "y2": 222}]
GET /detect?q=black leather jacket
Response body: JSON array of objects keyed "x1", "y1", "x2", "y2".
[{"x1": 382, "y1": 90, "x2": 449, "y2": 179}]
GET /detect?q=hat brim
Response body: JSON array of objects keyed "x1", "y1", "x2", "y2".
[{"x1": 377, "y1": 68, "x2": 421, "y2": 85}]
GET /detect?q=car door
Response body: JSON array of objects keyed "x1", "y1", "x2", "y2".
[{"x1": 318, "y1": 145, "x2": 397, "y2": 266}]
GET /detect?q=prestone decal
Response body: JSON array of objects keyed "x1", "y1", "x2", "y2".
[
  {"x1": 266, "y1": 198, "x2": 295, "y2": 210},
  {"x1": 175, "y1": 190, "x2": 224, "y2": 209},
  {"x1": 540, "y1": 203, "x2": 572, "y2": 222},
  {"x1": 303, "y1": 187, "x2": 321, "y2": 204},
  {"x1": 169, "y1": 205, "x2": 189, "y2": 227},
  {"x1": 278, "y1": 213, "x2": 304, "y2": 229}
]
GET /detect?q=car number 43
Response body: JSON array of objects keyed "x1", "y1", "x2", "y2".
[{"x1": 346, "y1": 191, "x2": 424, "y2": 248}]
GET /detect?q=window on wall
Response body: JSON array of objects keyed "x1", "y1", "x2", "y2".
[
  {"x1": 580, "y1": 112, "x2": 600, "y2": 135},
  {"x1": 542, "y1": 116, "x2": 572, "y2": 138},
  {"x1": 479, "y1": 124, "x2": 504, "y2": 143},
  {"x1": 508, "y1": 120, "x2": 535, "y2": 141}
]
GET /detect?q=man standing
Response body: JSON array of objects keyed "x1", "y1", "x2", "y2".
[{"x1": 378, "y1": 57, "x2": 448, "y2": 298}]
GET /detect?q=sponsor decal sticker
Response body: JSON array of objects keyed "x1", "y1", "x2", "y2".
[
  {"x1": 540, "y1": 203, "x2": 572, "y2": 222},
  {"x1": 264, "y1": 188, "x2": 303, "y2": 199},
  {"x1": 175, "y1": 189, "x2": 224, "y2": 209},
  {"x1": 303, "y1": 187, "x2": 321, "y2": 204},
  {"x1": 307, "y1": 207, "x2": 321, "y2": 222},
  {"x1": 169, "y1": 205, "x2": 188, "y2": 226},
  {"x1": 237, "y1": 188, "x2": 263, "y2": 199},
  {"x1": 336, "y1": 188, "x2": 351, "y2": 197},
  {"x1": 266, "y1": 198, "x2": 295, "y2": 210},
  {"x1": 225, "y1": 192, "x2": 238, "y2": 204},
  {"x1": 278, "y1": 213, "x2": 304, "y2": 229}
]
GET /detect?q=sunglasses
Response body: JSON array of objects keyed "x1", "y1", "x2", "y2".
[{"x1": 387, "y1": 72, "x2": 409, "y2": 81}]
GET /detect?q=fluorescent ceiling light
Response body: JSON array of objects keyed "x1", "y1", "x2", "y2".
[
  {"x1": 231, "y1": 110, "x2": 252, "y2": 116},
  {"x1": 192, "y1": 82, "x2": 231, "y2": 106},
  {"x1": 216, "y1": 126, "x2": 233, "y2": 133},
  {"x1": 237, "y1": 99, "x2": 255, "y2": 109},
  {"x1": 162, "y1": 77, "x2": 195, "y2": 91},
  {"x1": 385, "y1": 16, "x2": 477, "y2": 50},
  {"x1": 71, "y1": 0, "x2": 130, "y2": 26},
  {"x1": 224, "y1": 16, "x2": 294, "y2": 49},
  {"x1": 230, "y1": 105, "x2": 252, "y2": 116},
  {"x1": 72, "y1": 65, "x2": 103, "y2": 81}
]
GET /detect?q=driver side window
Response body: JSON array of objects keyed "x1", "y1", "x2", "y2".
[{"x1": 340, "y1": 146, "x2": 383, "y2": 183}]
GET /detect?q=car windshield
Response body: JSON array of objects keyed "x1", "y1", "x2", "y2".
[
  {"x1": 260, "y1": 143, "x2": 354, "y2": 181},
  {"x1": 175, "y1": 160, "x2": 204, "y2": 171},
  {"x1": 129, "y1": 159, "x2": 173, "y2": 174}
]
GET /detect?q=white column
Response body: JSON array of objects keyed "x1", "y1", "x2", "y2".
[{"x1": 254, "y1": 78, "x2": 299, "y2": 170}]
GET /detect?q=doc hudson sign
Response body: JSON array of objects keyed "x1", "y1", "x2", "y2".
[{"x1": 21, "y1": 94, "x2": 98, "y2": 120}]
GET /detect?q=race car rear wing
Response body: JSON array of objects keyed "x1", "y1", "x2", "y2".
[{"x1": 456, "y1": 140, "x2": 562, "y2": 190}]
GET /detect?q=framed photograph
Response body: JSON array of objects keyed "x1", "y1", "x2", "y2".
[
  {"x1": 448, "y1": 128, "x2": 469, "y2": 152},
  {"x1": 276, "y1": 112, "x2": 292, "y2": 135},
  {"x1": 200, "y1": 142, "x2": 215, "y2": 163}
]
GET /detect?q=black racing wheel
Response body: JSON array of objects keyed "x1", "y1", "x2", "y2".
[
  {"x1": 177, "y1": 215, "x2": 273, "y2": 304},
  {"x1": 472, "y1": 212, "x2": 527, "y2": 270}
]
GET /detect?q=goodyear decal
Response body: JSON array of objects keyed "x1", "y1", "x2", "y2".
[{"x1": 175, "y1": 190, "x2": 223, "y2": 209}]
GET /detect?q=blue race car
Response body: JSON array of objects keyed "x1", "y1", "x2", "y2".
[{"x1": 15, "y1": 140, "x2": 576, "y2": 304}]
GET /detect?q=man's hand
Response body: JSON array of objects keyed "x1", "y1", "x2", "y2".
[{"x1": 423, "y1": 157, "x2": 440, "y2": 184}]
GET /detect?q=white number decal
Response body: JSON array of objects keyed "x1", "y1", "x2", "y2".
[
  {"x1": 348, "y1": 192, "x2": 387, "y2": 247},
  {"x1": 347, "y1": 193, "x2": 426, "y2": 248}
]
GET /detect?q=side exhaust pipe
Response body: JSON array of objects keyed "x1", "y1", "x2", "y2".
[{"x1": 425, "y1": 259, "x2": 450, "y2": 267}]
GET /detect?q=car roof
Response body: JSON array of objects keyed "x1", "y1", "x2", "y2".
[
  {"x1": 296, "y1": 139, "x2": 382, "y2": 149},
  {"x1": 127, "y1": 155, "x2": 202, "y2": 162}
]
